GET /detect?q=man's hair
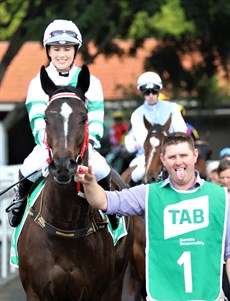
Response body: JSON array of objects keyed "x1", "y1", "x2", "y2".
[
  {"x1": 161, "y1": 132, "x2": 195, "y2": 155},
  {"x1": 217, "y1": 159, "x2": 230, "y2": 174}
]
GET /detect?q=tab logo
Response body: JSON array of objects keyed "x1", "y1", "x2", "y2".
[{"x1": 164, "y1": 196, "x2": 209, "y2": 239}]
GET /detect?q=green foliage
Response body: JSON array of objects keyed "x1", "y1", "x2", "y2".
[
  {"x1": 128, "y1": 0, "x2": 195, "y2": 39},
  {"x1": 151, "y1": 0, "x2": 195, "y2": 36},
  {"x1": 0, "y1": 0, "x2": 29, "y2": 39},
  {"x1": 128, "y1": 11, "x2": 153, "y2": 39},
  {"x1": 196, "y1": 75, "x2": 230, "y2": 108}
]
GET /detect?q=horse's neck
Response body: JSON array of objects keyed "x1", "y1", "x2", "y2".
[{"x1": 41, "y1": 177, "x2": 91, "y2": 225}]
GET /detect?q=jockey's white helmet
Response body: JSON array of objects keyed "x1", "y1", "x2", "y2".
[
  {"x1": 137, "y1": 72, "x2": 162, "y2": 91},
  {"x1": 43, "y1": 19, "x2": 82, "y2": 48}
]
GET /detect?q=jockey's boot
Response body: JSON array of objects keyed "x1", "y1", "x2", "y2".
[
  {"x1": 5, "y1": 171, "x2": 33, "y2": 227},
  {"x1": 98, "y1": 172, "x2": 119, "y2": 231}
]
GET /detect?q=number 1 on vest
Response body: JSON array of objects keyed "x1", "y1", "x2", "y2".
[{"x1": 177, "y1": 251, "x2": 192, "y2": 293}]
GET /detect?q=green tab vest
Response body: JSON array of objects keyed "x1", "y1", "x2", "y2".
[{"x1": 146, "y1": 181, "x2": 227, "y2": 301}]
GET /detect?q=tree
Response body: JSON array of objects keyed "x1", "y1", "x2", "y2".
[
  {"x1": 0, "y1": 0, "x2": 162, "y2": 81},
  {"x1": 0, "y1": 0, "x2": 55, "y2": 81},
  {"x1": 1, "y1": 0, "x2": 229, "y2": 106},
  {"x1": 127, "y1": 0, "x2": 230, "y2": 106}
]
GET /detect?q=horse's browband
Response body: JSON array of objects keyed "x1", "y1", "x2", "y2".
[{"x1": 50, "y1": 92, "x2": 81, "y2": 103}]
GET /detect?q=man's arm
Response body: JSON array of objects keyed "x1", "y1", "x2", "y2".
[
  {"x1": 74, "y1": 166, "x2": 108, "y2": 211},
  {"x1": 226, "y1": 257, "x2": 230, "y2": 283}
]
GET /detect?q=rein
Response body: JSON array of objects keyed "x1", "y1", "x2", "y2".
[{"x1": 76, "y1": 118, "x2": 89, "y2": 193}]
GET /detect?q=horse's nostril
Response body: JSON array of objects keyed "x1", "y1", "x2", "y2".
[
  {"x1": 49, "y1": 161, "x2": 57, "y2": 173},
  {"x1": 67, "y1": 159, "x2": 77, "y2": 172}
]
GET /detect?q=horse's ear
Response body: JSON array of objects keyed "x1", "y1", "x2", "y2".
[
  {"x1": 163, "y1": 114, "x2": 171, "y2": 132},
  {"x1": 77, "y1": 64, "x2": 90, "y2": 94},
  {"x1": 40, "y1": 66, "x2": 57, "y2": 96},
  {"x1": 143, "y1": 115, "x2": 152, "y2": 130}
]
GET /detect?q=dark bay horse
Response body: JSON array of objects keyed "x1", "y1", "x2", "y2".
[
  {"x1": 18, "y1": 65, "x2": 133, "y2": 301},
  {"x1": 122, "y1": 116, "x2": 171, "y2": 301}
]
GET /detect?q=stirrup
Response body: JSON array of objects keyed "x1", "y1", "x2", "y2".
[
  {"x1": 5, "y1": 188, "x2": 25, "y2": 212},
  {"x1": 6, "y1": 199, "x2": 26, "y2": 228},
  {"x1": 5, "y1": 199, "x2": 25, "y2": 212},
  {"x1": 5, "y1": 186, "x2": 27, "y2": 227}
]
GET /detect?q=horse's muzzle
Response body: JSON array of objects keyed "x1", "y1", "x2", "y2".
[{"x1": 49, "y1": 157, "x2": 78, "y2": 184}]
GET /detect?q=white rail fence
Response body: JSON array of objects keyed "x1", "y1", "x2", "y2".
[{"x1": 0, "y1": 165, "x2": 21, "y2": 284}]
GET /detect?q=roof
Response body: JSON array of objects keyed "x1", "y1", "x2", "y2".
[{"x1": 0, "y1": 39, "x2": 158, "y2": 102}]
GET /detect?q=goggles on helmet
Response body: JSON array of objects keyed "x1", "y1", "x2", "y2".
[
  {"x1": 142, "y1": 89, "x2": 159, "y2": 96},
  {"x1": 50, "y1": 30, "x2": 78, "y2": 38},
  {"x1": 140, "y1": 83, "x2": 160, "y2": 96},
  {"x1": 140, "y1": 83, "x2": 160, "y2": 92},
  {"x1": 45, "y1": 30, "x2": 81, "y2": 46}
]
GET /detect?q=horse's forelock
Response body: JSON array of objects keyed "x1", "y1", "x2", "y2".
[{"x1": 152, "y1": 124, "x2": 163, "y2": 133}]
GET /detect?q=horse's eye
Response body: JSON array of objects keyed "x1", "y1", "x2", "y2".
[
  {"x1": 80, "y1": 115, "x2": 87, "y2": 125},
  {"x1": 44, "y1": 117, "x2": 49, "y2": 125}
]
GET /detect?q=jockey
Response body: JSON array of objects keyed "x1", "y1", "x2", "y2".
[
  {"x1": 6, "y1": 19, "x2": 117, "y2": 229},
  {"x1": 125, "y1": 71, "x2": 187, "y2": 185}
]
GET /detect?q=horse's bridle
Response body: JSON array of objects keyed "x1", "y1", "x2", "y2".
[
  {"x1": 44, "y1": 92, "x2": 89, "y2": 166},
  {"x1": 28, "y1": 92, "x2": 108, "y2": 238}
]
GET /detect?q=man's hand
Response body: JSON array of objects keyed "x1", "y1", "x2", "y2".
[
  {"x1": 74, "y1": 165, "x2": 94, "y2": 184},
  {"x1": 74, "y1": 165, "x2": 108, "y2": 211}
]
